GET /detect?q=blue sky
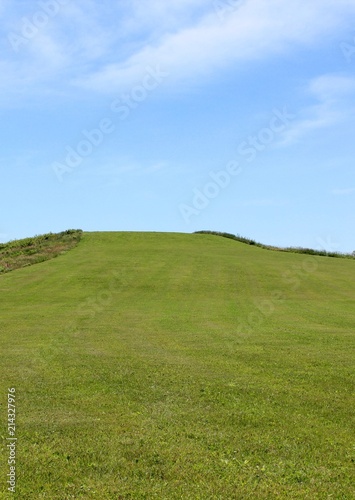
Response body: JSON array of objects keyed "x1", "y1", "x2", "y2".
[{"x1": 1, "y1": 0, "x2": 355, "y2": 252}]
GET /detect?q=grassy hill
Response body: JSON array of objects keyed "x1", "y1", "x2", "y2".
[
  {"x1": 1, "y1": 232, "x2": 354, "y2": 499},
  {"x1": 0, "y1": 230, "x2": 82, "y2": 274}
]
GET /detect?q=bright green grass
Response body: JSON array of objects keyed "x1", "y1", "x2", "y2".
[{"x1": 0, "y1": 232, "x2": 354, "y2": 499}]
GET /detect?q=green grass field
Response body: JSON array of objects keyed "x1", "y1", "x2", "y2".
[{"x1": 1, "y1": 232, "x2": 354, "y2": 499}]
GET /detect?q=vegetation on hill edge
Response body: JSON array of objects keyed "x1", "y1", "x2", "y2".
[
  {"x1": 0, "y1": 229, "x2": 83, "y2": 274},
  {"x1": 194, "y1": 230, "x2": 355, "y2": 259}
]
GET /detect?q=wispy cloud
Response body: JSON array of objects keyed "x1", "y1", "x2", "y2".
[
  {"x1": 332, "y1": 188, "x2": 355, "y2": 195},
  {"x1": 309, "y1": 74, "x2": 355, "y2": 101},
  {"x1": 0, "y1": 0, "x2": 9, "y2": 16},
  {"x1": 69, "y1": 157, "x2": 169, "y2": 181},
  {"x1": 276, "y1": 74, "x2": 355, "y2": 146},
  {"x1": 142, "y1": 162, "x2": 167, "y2": 175},
  {"x1": 2, "y1": 0, "x2": 355, "y2": 101},
  {"x1": 73, "y1": 0, "x2": 355, "y2": 93},
  {"x1": 237, "y1": 199, "x2": 287, "y2": 207}
]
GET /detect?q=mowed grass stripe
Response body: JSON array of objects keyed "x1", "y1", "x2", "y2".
[{"x1": 0, "y1": 232, "x2": 354, "y2": 499}]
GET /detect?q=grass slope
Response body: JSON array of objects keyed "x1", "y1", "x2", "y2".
[
  {"x1": 195, "y1": 230, "x2": 355, "y2": 259},
  {"x1": 0, "y1": 232, "x2": 354, "y2": 499},
  {"x1": 0, "y1": 230, "x2": 82, "y2": 274}
]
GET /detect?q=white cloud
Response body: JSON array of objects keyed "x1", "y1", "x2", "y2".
[
  {"x1": 276, "y1": 74, "x2": 355, "y2": 146},
  {"x1": 238, "y1": 199, "x2": 287, "y2": 207},
  {"x1": 1, "y1": 0, "x2": 355, "y2": 101},
  {"x1": 74, "y1": 0, "x2": 355, "y2": 93},
  {"x1": 332, "y1": 188, "x2": 355, "y2": 195},
  {"x1": 309, "y1": 74, "x2": 355, "y2": 101},
  {"x1": 0, "y1": 0, "x2": 10, "y2": 15},
  {"x1": 127, "y1": 0, "x2": 209, "y2": 32},
  {"x1": 142, "y1": 162, "x2": 167, "y2": 175}
]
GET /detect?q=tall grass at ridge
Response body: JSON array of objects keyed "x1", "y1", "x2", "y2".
[
  {"x1": 194, "y1": 230, "x2": 354, "y2": 259},
  {"x1": 0, "y1": 229, "x2": 83, "y2": 273}
]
